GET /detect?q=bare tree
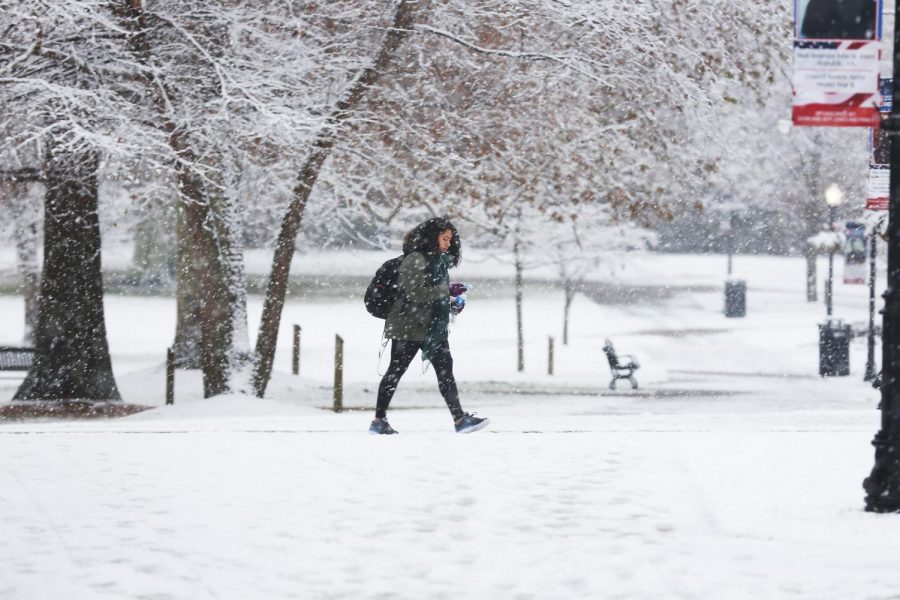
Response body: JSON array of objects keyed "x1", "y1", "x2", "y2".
[{"x1": 252, "y1": 0, "x2": 420, "y2": 396}]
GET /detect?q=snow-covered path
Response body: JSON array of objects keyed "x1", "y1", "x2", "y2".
[{"x1": 1, "y1": 407, "x2": 896, "y2": 599}]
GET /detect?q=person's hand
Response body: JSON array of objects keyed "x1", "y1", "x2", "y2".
[
  {"x1": 450, "y1": 295, "x2": 465, "y2": 315},
  {"x1": 449, "y1": 282, "x2": 468, "y2": 297}
]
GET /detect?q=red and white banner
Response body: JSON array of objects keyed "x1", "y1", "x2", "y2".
[
  {"x1": 867, "y1": 164, "x2": 889, "y2": 210},
  {"x1": 792, "y1": 40, "x2": 880, "y2": 127}
]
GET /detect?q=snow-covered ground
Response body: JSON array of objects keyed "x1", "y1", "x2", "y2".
[{"x1": 1, "y1": 250, "x2": 897, "y2": 599}]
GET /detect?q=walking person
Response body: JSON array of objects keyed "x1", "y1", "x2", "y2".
[{"x1": 370, "y1": 217, "x2": 489, "y2": 435}]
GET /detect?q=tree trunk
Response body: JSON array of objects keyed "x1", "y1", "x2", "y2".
[
  {"x1": 563, "y1": 279, "x2": 575, "y2": 346},
  {"x1": 803, "y1": 134, "x2": 822, "y2": 303},
  {"x1": 514, "y1": 236, "x2": 525, "y2": 373},
  {"x1": 207, "y1": 176, "x2": 253, "y2": 392},
  {"x1": 252, "y1": 0, "x2": 418, "y2": 397},
  {"x1": 172, "y1": 194, "x2": 203, "y2": 368},
  {"x1": 176, "y1": 163, "x2": 252, "y2": 397},
  {"x1": 14, "y1": 142, "x2": 120, "y2": 401},
  {"x1": 178, "y1": 166, "x2": 232, "y2": 397},
  {"x1": 805, "y1": 243, "x2": 818, "y2": 302}
]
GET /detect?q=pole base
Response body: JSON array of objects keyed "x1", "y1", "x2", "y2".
[
  {"x1": 864, "y1": 432, "x2": 900, "y2": 512},
  {"x1": 864, "y1": 366, "x2": 878, "y2": 382}
]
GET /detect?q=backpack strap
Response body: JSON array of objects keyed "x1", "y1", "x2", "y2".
[{"x1": 376, "y1": 336, "x2": 390, "y2": 376}]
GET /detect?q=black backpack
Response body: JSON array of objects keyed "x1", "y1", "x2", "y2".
[{"x1": 364, "y1": 255, "x2": 404, "y2": 319}]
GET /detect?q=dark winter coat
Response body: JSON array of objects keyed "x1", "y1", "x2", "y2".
[{"x1": 383, "y1": 251, "x2": 449, "y2": 342}]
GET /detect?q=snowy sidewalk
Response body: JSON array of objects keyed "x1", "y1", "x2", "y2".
[{"x1": 1, "y1": 404, "x2": 898, "y2": 599}]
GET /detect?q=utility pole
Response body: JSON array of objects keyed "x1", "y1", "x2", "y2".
[{"x1": 826, "y1": 205, "x2": 835, "y2": 316}]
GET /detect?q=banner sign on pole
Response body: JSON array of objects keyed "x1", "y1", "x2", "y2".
[
  {"x1": 792, "y1": 0, "x2": 882, "y2": 127},
  {"x1": 868, "y1": 128, "x2": 890, "y2": 209},
  {"x1": 879, "y1": 77, "x2": 893, "y2": 112},
  {"x1": 867, "y1": 165, "x2": 890, "y2": 210},
  {"x1": 879, "y1": 0, "x2": 895, "y2": 112},
  {"x1": 868, "y1": 0, "x2": 893, "y2": 210}
]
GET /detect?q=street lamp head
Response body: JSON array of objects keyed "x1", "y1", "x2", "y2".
[{"x1": 825, "y1": 183, "x2": 843, "y2": 207}]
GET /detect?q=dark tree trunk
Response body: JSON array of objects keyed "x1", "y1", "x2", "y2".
[
  {"x1": 171, "y1": 193, "x2": 203, "y2": 369},
  {"x1": 562, "y1": 280, "x2": 575, "y2": 346},
  {"x1": 207, "y1": 176, "x2": 253, "y2": 385},
  {"x1": 14, "y1": 143, "x2": 120, "y2": 401},
  {"x1": 177, "y1": 165, "x2": 232, "y2": 397},
  {"x1": 252, "y1": 0, "x2": 418, "y2": 397}
]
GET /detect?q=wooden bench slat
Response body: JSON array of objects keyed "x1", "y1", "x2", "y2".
[{"x1": 0, "y1": 347, "x2": 34, "y2": 371}]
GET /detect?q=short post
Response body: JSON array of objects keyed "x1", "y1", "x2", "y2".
[
  {"x1": 292, "y1": 324, "x2": 301, "y2": 376},
  {"x1": 548, "y1": 336, "x2": 554, "y2": 376},
  {"x1": 333, "y1": 334, "x2": 344, "y2": 413},
  {"x1": 166, "y1": 347, "x2": 175, "y2": 405}
]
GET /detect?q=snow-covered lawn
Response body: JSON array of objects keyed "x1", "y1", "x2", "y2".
[{"x1": 1, "y1": 251, "x2": 897, "y2": 599}]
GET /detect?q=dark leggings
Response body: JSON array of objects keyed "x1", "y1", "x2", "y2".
[{"x1": 375, "y1": 339, "x2": 464, "y2": 421}]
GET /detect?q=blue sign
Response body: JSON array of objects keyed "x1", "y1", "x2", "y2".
[{"x1": 880, "y1": 77, "x2": 893, "y2": 112}]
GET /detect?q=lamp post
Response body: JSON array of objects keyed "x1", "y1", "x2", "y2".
[
  {"x1": 727, "y1": 210, "x2": 735, "y2": 277},
  {"x1": 817, "y1": 184, "x2": 849, "y2": 377},
  {"x1": 865, "y1": 230, "x2": 878, "y2": 382},
  {"x1": 824, "y1": 183, "x2": 843, "y2": 317},
  {"x1": 864, "y1": 0, "x2": 900, "y2": 510}
]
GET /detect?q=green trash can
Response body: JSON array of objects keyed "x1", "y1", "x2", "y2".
[
  {"x1": 819, "y1": 320, "x2": 850, "y2": 377},
  {"x1": 724, "y1": 279, "x2": 746, "y2": 318}
]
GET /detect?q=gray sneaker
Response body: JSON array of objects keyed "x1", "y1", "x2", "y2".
[
  {"x1": 369, "y1": 419, "x2": 398, "y2": 435},
  {"x1": 455, "y1": 413, "x2": 489, "y2": 434}
]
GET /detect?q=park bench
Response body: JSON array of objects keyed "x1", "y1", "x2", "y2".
[
  {"x1": 602, "y1": 339, "x2": 639, "y2": 390},
  {"x1": 0, "y1": 347, "x2": 34, "y2": 372},
  {"x1": 850, "y1": 321, "x2": 882, "y2": 339}
]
